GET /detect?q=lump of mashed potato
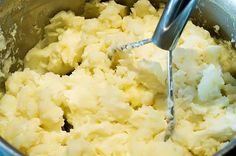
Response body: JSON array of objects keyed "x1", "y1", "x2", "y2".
[{"x1": 1, "y1": 0, "x2": 236, "y2": 156}]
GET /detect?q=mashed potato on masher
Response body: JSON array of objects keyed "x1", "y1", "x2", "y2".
[{"x1": 0, "y1": 0, "x2": 236, "y2": 155}]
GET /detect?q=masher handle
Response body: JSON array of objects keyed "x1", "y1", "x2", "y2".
[{"x1": 152, "y1": 0, "x2": 198, "y2": 50}]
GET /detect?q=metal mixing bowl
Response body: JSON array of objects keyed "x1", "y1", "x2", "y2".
[{"x1": 0, "y1": 0, "x2": 235, "y2": 155}]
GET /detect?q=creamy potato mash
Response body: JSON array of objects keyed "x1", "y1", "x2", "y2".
[{"x1": 0, "y1": 0, "x2": 236, "y2": 156}]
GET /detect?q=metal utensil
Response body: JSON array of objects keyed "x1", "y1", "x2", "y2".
[
  {"x1": 1, "y1": 0, "x2": 236, "y2": 155},
  {"x1": 213, "y1": 139, "x2": 236, "y2": 156},
  {"x1": 110, "y1": 0, "x2": 198, "y2": 141},
  {"x1": 0, "y1": 137, "x2": 23, "y2": 156}
]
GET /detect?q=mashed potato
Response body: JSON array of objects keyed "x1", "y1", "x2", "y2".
[{"x1": 0, "y1": 0, "x2": 236, "y2": 156}]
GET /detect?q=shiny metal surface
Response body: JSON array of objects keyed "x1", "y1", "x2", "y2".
[
  {"x1": 0, "y1": 0, "x2": 235, "y2": 78},
  {"x1": 192, "y1": 0, "x2": 236, "y2": 43},
  {"x1": 111, "y1": 0, "x2": 198, "y2": 141},
  {"x1": 151, "y1": 0, "x2": 197, "y2": 141},
  {"x1": 152, "y1": 0, "x2": 197, "y2": 50},
  {"x1": 0, "y1": 0, "x2": 86, "y2": 71},
  {"x1": 0, "y1": 137, "x2": 23, "y2": 156},
  {"x1": 214, "y1": 139, "x2": 236, "y2": 156},
  {"x1": 0, "y1": 0, "x2": 236, "y2": 155},
  {"x1": 112, "y1": 38, "x2": 152, "y2": 52}
]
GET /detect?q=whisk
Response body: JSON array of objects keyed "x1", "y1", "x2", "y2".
[{"x1": 109, "y1": 0, "x2": 198, "y2": 141}]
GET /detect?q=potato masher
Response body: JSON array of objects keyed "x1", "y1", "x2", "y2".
[{"x1": 110, "y1": 0, "x2": 198, "y2": 141}]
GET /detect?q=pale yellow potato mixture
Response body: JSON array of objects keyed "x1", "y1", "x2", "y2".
[{"x1": 0, "y1": 0, "x2": 236, "y2": 156}]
